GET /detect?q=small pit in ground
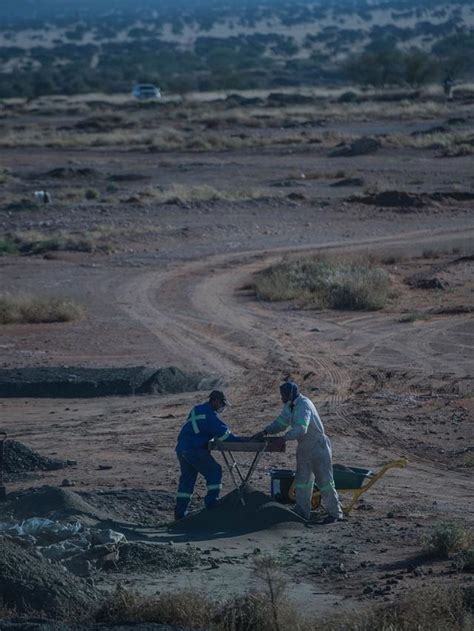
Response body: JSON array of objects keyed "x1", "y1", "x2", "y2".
[{"x1": 0, "y1": 366, "x2": 206, "y2": 398}]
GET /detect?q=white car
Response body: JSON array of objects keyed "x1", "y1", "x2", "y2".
[{"x1": 132, "y1": 84, "x2": 162, "y2": 100}]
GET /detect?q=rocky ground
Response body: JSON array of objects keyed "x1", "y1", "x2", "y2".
[{"x1": 0, "y1": 88, "x2": 473, "y2": 627}]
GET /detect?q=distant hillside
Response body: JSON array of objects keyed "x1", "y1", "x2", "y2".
[{"x1": 0, "y1": 0, "x2": 472, "y2": 97}]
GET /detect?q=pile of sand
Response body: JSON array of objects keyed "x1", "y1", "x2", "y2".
[
  {"x1": 170, "y1": 485, "x2": 304, "y2": 536},
  {"x1": 1, "y1": 486, "x2": 108, "y2": 522}
]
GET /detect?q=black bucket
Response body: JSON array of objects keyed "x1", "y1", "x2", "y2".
[{"x1": 270, "y1": 468, "x2": 295, "y2": 502}]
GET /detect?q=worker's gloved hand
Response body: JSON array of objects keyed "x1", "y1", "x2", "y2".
[{"x1": 250, "y1": 431, "x2": 266, "y2": 442}]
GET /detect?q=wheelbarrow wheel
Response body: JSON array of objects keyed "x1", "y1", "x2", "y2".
[
  {"x1": 288, "y1": 483, "x2": 321, "y2": 510},
  {"x1": 311, "y1": 492, "x2": 321, "y2": 510}
]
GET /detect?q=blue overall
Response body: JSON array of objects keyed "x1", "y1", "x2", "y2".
[{"x1": 175, "y1": 402, "x2": 242, "y2": 518}]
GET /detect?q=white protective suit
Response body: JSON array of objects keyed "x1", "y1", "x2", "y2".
[{"x1": 265, "y1": 394, "x2": 343, "y2": 519}]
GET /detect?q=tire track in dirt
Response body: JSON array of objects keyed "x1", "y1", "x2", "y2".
[{"x1": 119, "y1": 227, "x2": 473, "y2": 404}]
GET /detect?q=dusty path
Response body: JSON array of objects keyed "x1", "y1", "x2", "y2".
[{"x1": 119, "y1": 225, "x2": 474, "y2": 387}]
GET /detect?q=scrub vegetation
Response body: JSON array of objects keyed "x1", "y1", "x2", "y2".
[
  {"x1": 0, "y1": 0, "x2": 472, "y2": 98},
  {"x1": 254, "y1": 255, "x2": 390, "y2": 310},
  {"x1": 93, "y1": 581, "x2": 473, "y2": 631},
  {"x1": 0, "y1": 230, "x2": 108, "y2": 256},
  {"x1": 0, "y1": 293, "x2": 84, "y2": 324},
  {"x1": 423, "y1": 522, "x2": 472, "y2": 559}
]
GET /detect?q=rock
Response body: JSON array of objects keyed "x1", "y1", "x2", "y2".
[
  {"x1": 287, "y1": 192, "x2": 307, "y2": 201},
  {"x1": 363, "y1": 585, "x2": 374, "y2": 594},
  {"x1": 61, "y1": 479, "x2": 75, "y2": 488}
]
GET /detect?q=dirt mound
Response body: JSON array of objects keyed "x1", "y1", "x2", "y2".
[
  {"x1": 138, "y1": 367, "x2": 202, "y2": 395},
  {"x1": 0, "y1": 366, "x2": 202, "y2": 398},
  {"x1": 45, "y1": 167, "x2": 99, "y2": 179},
  {"x1": 331, "y1": 177, "x2": 365, "y2": 187},
  {"x1": 3, "y1": 441, "x2": 70, "y2": 481},
  {"x1": 169, "y1": 486, "x2": 305, "y2": 536},
  {"x1": 330, "y1": 136, "x2": 381, "y2": 157},
  {"x1": 75, "y1": 115, "x2": 128, "y2": 132},
  {"x1": 80, "y1": 489, "x2": 175, "y2": 525},
  {"x1": 266, "y1": 92, "x2": 314, "y2": 106},
  {"x1": 0, "y1": 538, "x2": 99, "y2": 618},
  {"x1": 0, "y1": 624, "x2": 186, "y2": 630},
  {"x1": 2, "y1": 486, "x2": 109, "y2": 521},
  {"x1": 352, "y1": 190, "x2": 474, "y2": 209},
  {"x1": 114, "y1": 542, "x2": 201, "y2": 573}
]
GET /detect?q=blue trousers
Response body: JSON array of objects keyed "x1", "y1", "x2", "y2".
[{"x1": 175, "y1": 449, "x2": 222, "y2": 518}]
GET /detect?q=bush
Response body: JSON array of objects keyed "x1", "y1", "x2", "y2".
[
  {"x1": 324, "y1": 584, "x2": 472, "y2": 631},
  {"x1": 0, "y1": 239, "x2": 18, "y2": 255},
  {"x1": 254, "y1": 256, "x2": 390, "y2": 310},
  {"x1": 0, "y1": 293, "x2": 84, "y2": 324},
  {"x1": 423, "y1": 522, "x2": 471, "y2": 559},
  {"x1": 454, "y1": 548, "x2": 474, "y2": 573},
  {"x1": 2, "y1": 230, "x2": 110, "y2": 255}
]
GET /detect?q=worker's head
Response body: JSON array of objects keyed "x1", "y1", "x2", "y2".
[
  {"x1": 279, "y1": 381, "x2": 299, "y2": 404},
  {"x1": 209, "y1": 390, "x2": 228, "y2": 412}
]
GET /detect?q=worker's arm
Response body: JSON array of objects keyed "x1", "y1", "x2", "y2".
[
  {"x1": 210, "y1": 412, "x2": 245, "y2": 443},
  {"x1": 263, "y1": 404, "x2": 292, "y2": 435},
  {"x1": 284, "y1": 403, "x2": 311, "y2": 441}
]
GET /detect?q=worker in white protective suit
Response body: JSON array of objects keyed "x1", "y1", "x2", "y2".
[{"x1": 254, "y1": 382, "x2": 343, "y2": 523}]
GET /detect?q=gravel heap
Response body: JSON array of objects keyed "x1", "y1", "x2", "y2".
[
  {"x1": 3, "y1": 440, "x2": 70, "y2": 481},
  {"x1": 114, "y1": 542, "x2": 201, "y2": 573},
  {"x1": 0, "y1": 538, "x2": 100, "y2": 618}
]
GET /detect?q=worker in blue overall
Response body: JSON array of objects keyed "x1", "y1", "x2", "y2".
[{"x1": 174, "y1": 390, "x2": 244, "y2": 520}]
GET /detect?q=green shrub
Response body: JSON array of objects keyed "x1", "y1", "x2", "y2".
[
  {"x1": 423, "y1": 522, "x2": 470, "y2": 559},
  {"x1": 0, "y1": 239, "x2": 18, "y2": 255},
  {"x1": 254, "y1": 256, "x2": 390, "y2": 310},
  {"x1": 85, "y1": 188, "x2": 99, "y2": 200}
]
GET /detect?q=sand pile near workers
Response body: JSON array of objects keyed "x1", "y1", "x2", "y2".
[{"x1": 169, "y1": 485, "x2": 305, "y2": 535}]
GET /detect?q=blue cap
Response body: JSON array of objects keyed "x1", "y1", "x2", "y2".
[{"x1": 280, "y1": 382, "x2": 299, "y2": 401}]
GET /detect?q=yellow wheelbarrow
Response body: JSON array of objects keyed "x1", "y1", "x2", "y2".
[{"x1": 288, "y1": 458, "x2": 408, "y2": 514}]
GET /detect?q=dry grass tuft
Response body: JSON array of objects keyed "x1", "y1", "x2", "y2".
[
  {"x1": 0, "y1": 229, "x2": 115, "y2": 256},
  {"x1": 123, "y1": 184, "x2": 271, "y2": 205},
  {"x1": 0, "y1": 293, "x2": 84, "y2": 324},
  {"x1": 385, "y1": 130, "x2": 474, "y2": 156},
  {"x1": 254, "y1": 255, "x2": 390, "y2": 311},
  {"x1": 323, "y1": 584, "x2": 472, "y2": 631},
  {"x1": 94, "y1": 583, "x2": 473, "y2": 631},
  {"x1": 96, "y1": 587, "x2": 213, "y2": 627}
]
